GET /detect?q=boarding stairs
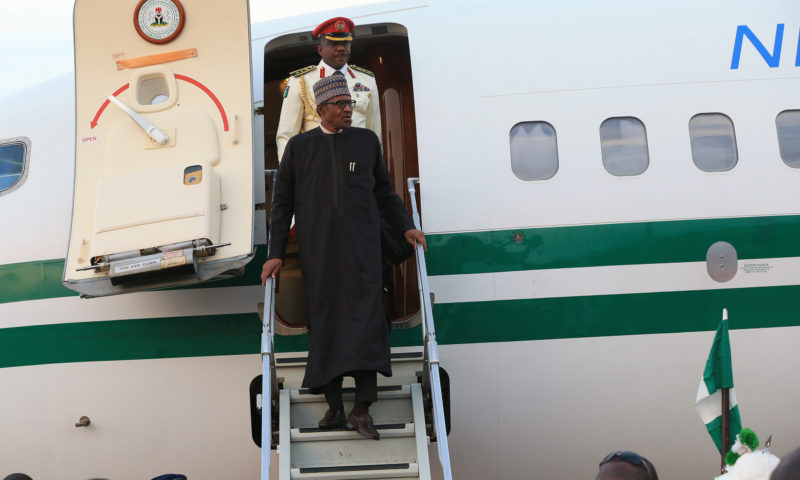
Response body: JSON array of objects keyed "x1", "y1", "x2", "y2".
[
  {"x1": 271, "y1": 350, "x2": 431, "y2": 479},
  {"x1": 259, "y1": 174, "x2": 451, "y2": 480}
]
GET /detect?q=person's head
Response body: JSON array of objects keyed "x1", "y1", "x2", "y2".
[
  {"x1": 312, "y1": 17, "x2": 354, "y2": 70},
  {"x1": 3, "y1": 474, "x2": 33, "y2": 480},
  {"x1": 772, "y1": 447, "x2": 800, "y2": 480},
  {"x1": 313, "y1": 76, "x2": 353, "y2": 131},
  {"x1": 596, "y1": 451, "x2": 658, "y2": 480},
  {"x1": 317, "y1": 38, "x2": 351, "y2": 70}
]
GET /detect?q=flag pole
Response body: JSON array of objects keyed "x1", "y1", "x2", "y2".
[
  {"x1": 696, "y1": 307, "x2": 740, "y2": 474},
  {"x1": 721, "y1": 387, "x2": 729, "y2": 472},
  {"x1": 720, "y1": 308, "x2": 730, "y2": 473}
]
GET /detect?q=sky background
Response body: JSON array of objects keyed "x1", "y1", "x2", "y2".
[{"x1": 0, "y1": 0, "x2": 384, "y2": 99}]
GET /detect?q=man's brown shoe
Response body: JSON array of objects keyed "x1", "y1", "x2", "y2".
[
  {"x1": 318, "y1": 408, "x2": 345, "y2": 429},
  {"x1": 346, "y1": 412, "x2": 380, "y2": 440}
]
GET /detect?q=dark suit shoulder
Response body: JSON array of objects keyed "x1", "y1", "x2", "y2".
[
  {"x1": 283, "y1": 128, "x2": 323, "y2": 155},
  {"x1": 290, "y1": 127, "x2": 323, "y2": 143}
]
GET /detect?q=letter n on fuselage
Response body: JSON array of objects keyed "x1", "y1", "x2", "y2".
[{"x1": 730, "y1": 24, "x2": 787, "y2": 69}]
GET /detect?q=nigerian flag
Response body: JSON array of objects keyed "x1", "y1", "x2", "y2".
[{"x1": 695, "y1": 309, "x2": 742, "y2": 453}]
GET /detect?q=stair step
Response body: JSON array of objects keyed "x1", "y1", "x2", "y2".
[
  {"x1": 291, "y1": 385, "x2": 410, "y2": 403},
  {"x1": 276, "y1": 369, "x2": 420, "y2": 390},
  {"x1": 291, "y1": 397, "x2": 413, "y2": 428},
  {"x1": 291, "y1": 436, "x2": 419, "y2": 470},
  {"x1": 275, "y1": 350, "x2": 424, "y2": 390},
  {"x1": 291, "y1": 423, "x2": 414, "y2": 442},
  {"x1": 275, "y1": 354, "x2": 432, "y2": 480},
  {"x1": 291, "y1": 462, "x2": 419, "y2": 479},
  {"x1": 277, "y1": 351, "x2": 423, "y2": 367}
]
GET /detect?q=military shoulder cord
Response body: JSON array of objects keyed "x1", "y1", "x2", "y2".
[{"x1": 298, "y1": 76, "x2": 320, "y2": 124}]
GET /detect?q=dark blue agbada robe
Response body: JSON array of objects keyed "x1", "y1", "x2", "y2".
[{"x1": 267, "y1": 126, "x2": 414, "y2": 390}]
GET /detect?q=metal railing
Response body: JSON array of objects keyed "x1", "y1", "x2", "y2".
[
  {"x1": 408, "y1": 177, "x2": 453, "y2": 480},
  {"x1": 261, "y1": 169, "x2": 278, "y2": 480}
]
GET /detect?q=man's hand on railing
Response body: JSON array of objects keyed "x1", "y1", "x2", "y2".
[
  {"x1": 404, "y1": 229, "x2": 427, "y2": 251},
  {"x1": 261, "y1": 258, "x2": 283, "y2": 285}
]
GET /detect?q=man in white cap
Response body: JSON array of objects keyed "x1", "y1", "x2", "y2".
[
  {"x1": 262, "y1": 75, "x2": 425, "y2": 440},
  {"x1": 275, "y1": 16, "x2": 381, "y2": 161}
]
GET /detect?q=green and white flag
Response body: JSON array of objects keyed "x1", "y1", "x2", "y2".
[{"x1": 695, "y1": 308, "x2": 742, "y2": 453}]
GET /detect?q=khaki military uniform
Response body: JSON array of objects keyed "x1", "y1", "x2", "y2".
[{"x1": 276, "y1": 61, "x2": 381, "y2": 160}]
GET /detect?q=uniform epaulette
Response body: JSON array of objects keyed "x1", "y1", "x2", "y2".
[
  {"x1": 349, "y1": 65, "x2": 374, "y2": 77},
  {"x1": 289, "y1": 65, "x2": 316, "y2": 77}
]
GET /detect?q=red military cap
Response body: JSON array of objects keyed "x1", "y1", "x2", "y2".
[{"x1": 312, "y1": 17, "x2": 355, "y2": 41}]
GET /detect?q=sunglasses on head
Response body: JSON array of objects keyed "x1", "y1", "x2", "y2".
[{"x1": 600, "y1": 451, "x2": 658, "y2": 480}]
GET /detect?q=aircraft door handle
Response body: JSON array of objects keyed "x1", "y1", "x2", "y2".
[{"x1": 107, "y1": 95, "x2": 169, "y2": 146}]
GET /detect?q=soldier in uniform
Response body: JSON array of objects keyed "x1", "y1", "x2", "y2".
[{"x1": 275, "y1": 16, "x2": 381, "y2": 161}]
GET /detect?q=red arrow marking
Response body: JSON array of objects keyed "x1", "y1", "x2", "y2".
[
  {"x1": 175, "y1": 74, "x2": 229, "y2": 132},
  {"x1": 90, "y1": 83, "x2": 130, "y2": 129},
  {"x1": 89, "y1": 75, "x2": 230, "y2": 132}
]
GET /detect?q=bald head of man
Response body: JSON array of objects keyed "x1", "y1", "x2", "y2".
[{"x1": 772, "y1": 447, "x2": 800, "y2": 480}]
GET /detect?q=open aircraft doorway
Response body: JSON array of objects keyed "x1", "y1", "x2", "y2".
[
  {"x1": 64, "y1": 0, "x2": 255, "y2": 297},
  {"x1": 262, "y1": 23, "x2": 422, "y2": 333}
]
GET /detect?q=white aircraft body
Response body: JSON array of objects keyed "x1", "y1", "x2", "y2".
[{"x1": 0, "y1": 0, "x2": 799, "y2": 478}]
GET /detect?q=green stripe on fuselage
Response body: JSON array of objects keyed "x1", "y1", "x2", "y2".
[
  {"x1": 433, "y1": 285, "x2": 800, "y2": 344},
  {"x1": 426, "y1": 215, "x2": 800, "y2": 276},
  {"x1": 4, "y1": 215, "x2": 800, "y2": 303},
  {"x1": 0, "y1": 247, "x2": 269, "y2": 305},
  {"x1": 0, "y1": 313, "x2": 423, "y2": 369},
  {"x1": 0, "y1": 313, "x2": 262, "y2": 368},
  {"x1": 0, "y1": 284, "x2": 797, "y2": 368},
  {"x1": 0, "y1": 258, "x2": 75, "y2": 304},
  {"x1": 2, "y1": 214, "x2": 800, "y2": 368}
]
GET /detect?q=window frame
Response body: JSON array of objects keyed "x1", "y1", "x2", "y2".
[
  {"x1": 0, "y1": 136, "x2": 31, "y2": 197},
  {"x1": 509, "y1": 120, "x2": 559, "y2": 181},
  {"x1": 776, "y1": 109, "x2": 800, "y2": 168},
  {"x1": 688, "y1": 113, "x2": 739, "y2": 173},
  {"x1": 598, "y1": 116, "x2": 650, "y2": 177}
]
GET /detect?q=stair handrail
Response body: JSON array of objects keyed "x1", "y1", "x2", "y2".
[
  {"x1": 261, "y1": 168, "x2": 279, "y2": 480},
  {"x1": 407, "y1": 177, "x2": 453, "y2": 480}
]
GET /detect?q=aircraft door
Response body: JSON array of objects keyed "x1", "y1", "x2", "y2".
[{"x1": 65, "y1": 0, "x2": 254, "y2": 297}]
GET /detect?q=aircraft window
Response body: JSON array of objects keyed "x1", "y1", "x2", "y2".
[
  {"x1": 510, "y1": 121, "x2": 558, "y2": 180},
  {"x1": 599, "y1": 117, "x2": 649, "y2": 176},
  {"x1": 0, "y1": 137, "x2": 30, "y2": 196},
  {"x1": 776, "y1": 110, "x2": 800, "y2": 168},
  {"x1": 688, "y1": 113, "x2": 738, "y2": 172}
]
